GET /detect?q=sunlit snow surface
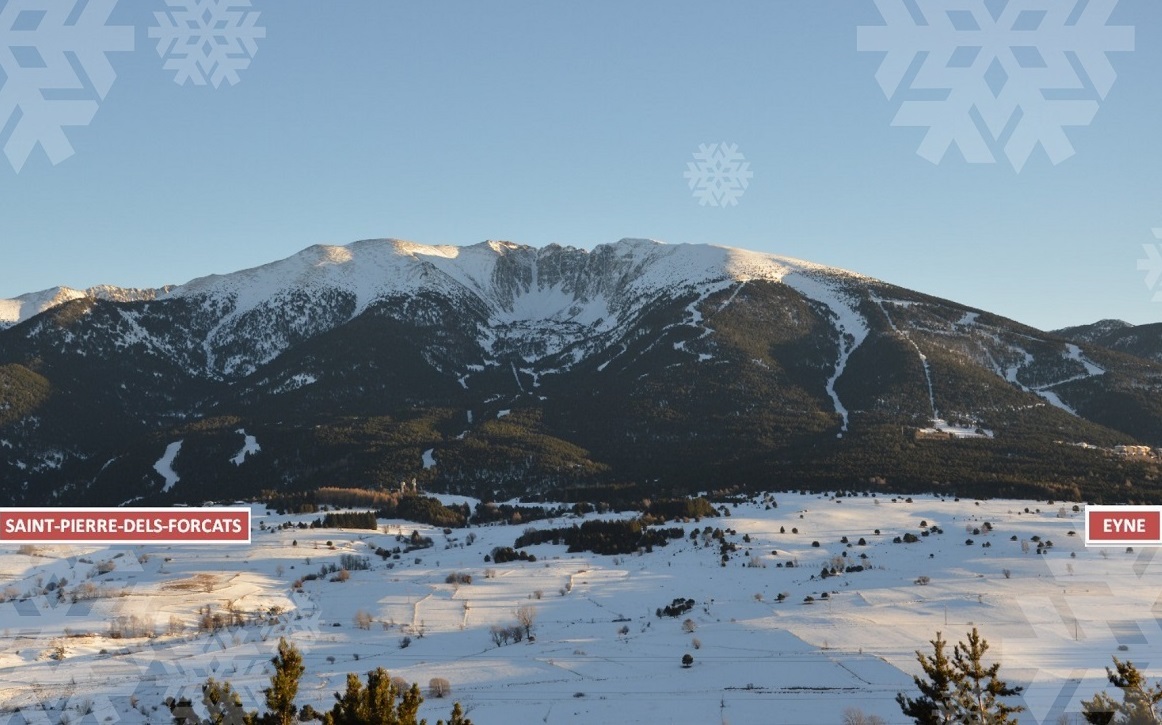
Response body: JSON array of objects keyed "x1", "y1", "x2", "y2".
[
  {"x1": 0, "y1": 287, "x2": 87, "y2": 327},
  {"x1": 0, "y1": 495, "x2": 1154, "y2": 724},
  {"x1": 0, "y1": 286, "x2": 164, "y2": 328}
]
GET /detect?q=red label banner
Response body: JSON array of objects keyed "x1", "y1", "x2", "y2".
[
  {"x1": 0, "y1": 507, "x2": 251, "y2": 544},
  {"x1": 1086, "y1": 506, "x2": 1162, "y2": 546}
]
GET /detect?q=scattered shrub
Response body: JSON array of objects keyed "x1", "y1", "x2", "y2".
[{"x1": 428, "y1": 678, "x2": 451, "y2": 698}]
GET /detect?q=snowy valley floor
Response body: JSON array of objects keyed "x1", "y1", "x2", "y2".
[{"x1": 1, "y1": 494, "x2": 1159, "y2": 724}]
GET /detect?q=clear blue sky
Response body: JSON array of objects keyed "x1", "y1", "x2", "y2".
[{"x1": 2, "y1": 0, "x2": 1161, "y2": 330}]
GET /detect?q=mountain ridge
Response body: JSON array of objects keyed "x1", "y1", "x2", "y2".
[
  {"x1": 0, "y1": 284, "x2": 171, "y2": 329},
  {"x1": 1, "y1": 238, "x2": 1160, "y2": 507},
  {"x1": 1053, "y1": 318, "x2": 1162, "y2": 365}
]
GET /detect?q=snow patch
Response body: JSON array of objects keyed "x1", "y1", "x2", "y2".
[
  {"x1": 1064, "y1": 344, "x2": 1105, "y2": 377},
  {"x1": 874, "y1": 297, "x2": 938, "y2": 420},
  {"x1": 785, "y1": 274, "x2": 870, "y2": 435},
  {"x1": 422, "y1": 448, "x2": 436, "y2": 470},
  {"x1": 231, "y1": 429, "x2": 261, "y2": 466},
  {"x1": 154, "y1": 440, "x2": 183, "y2": 492},
  {"x1": 1038, "y1": 390, "x2": 1078, "y2": 416},
  {"x1": 918, "y1": 419, "x2": 994, "y2": 439},
  {"x1": 274, "y1": 373, "x2": 317, "y2": 394},
  {"x1": 497, "y1": 409, "x2": 511, "y2": 419}
]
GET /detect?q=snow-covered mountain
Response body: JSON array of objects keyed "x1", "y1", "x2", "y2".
[
  {"x1": 0, "y1": 284, "x2": 168, "y2": 329},
  {"x1": 1055, "y1": 318, "x2": 1162, "y2": 365},
  {"x1": 0, "y1": 238, "x2": 1160, "y2": 507},
  {"x1": 147, "y1": 238, "x2": 865, "y2": 378}
]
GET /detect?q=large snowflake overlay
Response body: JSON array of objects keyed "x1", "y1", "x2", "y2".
[
  {"x1": 149, "y1": 0, "x2": 265, "y2": 88},
  {"x1": 0, "y1": 551, "x2": 145, "y2": 724},
  {"x1": 1138, "y1": 229, "x2": 1162, "y2": 303},
  {"x1": 1012, "y1": 549, "x2": 1162, "y2": 723},
  {"x1": 0, "y1": 0, "x2": 133, "y2": 172},
  {"x1": 130, "y1": 589, "x2": 321, "y2": 717},
  {"x1": 684, "y1": 142, "x2": 753, "y2": 207},
  {"x1": 857, "y1": 0, "x2": 1134, "y2": 171}
]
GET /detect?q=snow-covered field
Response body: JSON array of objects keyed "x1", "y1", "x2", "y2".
[{"x1": 0, "y1": 494, "x2": 1158, "y2": 724}]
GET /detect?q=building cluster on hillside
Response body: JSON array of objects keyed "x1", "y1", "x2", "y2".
[
  {"x1": 1113, "y1": 444, "x2": 1158, "y2": 458},
  {"x1": 1060, "y1": 442, "x2": 1162, "y2": 459}
]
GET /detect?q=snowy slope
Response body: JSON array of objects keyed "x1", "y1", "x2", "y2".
[
  {"x1": 0, "y1": 495, "x2": 1155, "y2": 725},
  {"x1": 0, "y1": 287, "x2": 87, "y2": 328},
  {"x1": 0, "y1": 285, "x2": 167, "y2": 329},
  {"x1": 156, "y1": 238, "x2": 866, "y2": 377}
]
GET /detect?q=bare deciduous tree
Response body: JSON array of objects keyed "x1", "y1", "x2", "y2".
[
  {"x1": 428, "y1": 677, "x2": 451, "y2": 698},
  {"x1": 515, "y1": 605, "x2": 537, "y2": 639},
  {"x1": 843, "y1": 706, "x2": 887, "y2": 725}
]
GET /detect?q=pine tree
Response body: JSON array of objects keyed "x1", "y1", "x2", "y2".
[
  {"x1": 166, "y1": 643, "x2": 472, "y2": 725},
  {"x1": 263, "y1": 638, "x2": 305, "y2": 725},
  {"x1": 321, "y1": 667, "x2": 431, "y2": 725},
  {"x1": 897, "y1": 632, "x2": 959, "y2": 724},
  {"x1": 326, "y1": 673, "x2": 370, "y2": 725},
  {"x1": 170, "y1": 697, "x2": 200, "y2": 725},
  {"x1": 898, "y1": 629, "x2": 1023, "y2": 724},
  {"x1": 1081, "y1": 658, "x2": 1162, "y2": 725},
  {"x1": 437, "y1": 703, "x2": 471, "y2": 725},
  {"x1": 365, "y1": 668, "x2": 400, "y2": 722},
  {"x1": 202, "y1": 678, "x2": 253, "y2": 725},
  {"x1": 951, "y1": 627, "x2": 1023, "y2": 723}
]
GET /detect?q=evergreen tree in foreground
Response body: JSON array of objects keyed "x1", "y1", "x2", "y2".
[
  {"x1": 264, "y1": 637, "x2": 306, "y2": 725},
  {"x1": 324, "y1": 667, "x2": 423, "y2": 725},
  {"x1": 319, "y1": 665, "x2": 471, "y2": 725},
  {"x1": 896, "y1": 632, "x2": 958, "y2": 724},
  {"x1": 202, "y1": 678, "x2": 249, "y2": 725},
  {"x1": 1081, "y1": 658, "x2": 1162, "y2": 725},
  {"x1": 897, "y1": 628, "x2": 1023, "y2": 724},
  {"x1": 951, "y1": 627, "x2": 1023, "y2": 723}
]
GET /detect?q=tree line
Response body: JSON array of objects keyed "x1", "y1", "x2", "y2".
[
  {"x1": 513, "y1": 519, "x2": 685, "y2": 556},
  {"x1": 167, "y1": 638, "x2": 471, "y2": 725}
]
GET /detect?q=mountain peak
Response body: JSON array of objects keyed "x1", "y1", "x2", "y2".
[
  {"x1": 0, "y1": 238, "x2": 869, "y2": 337},
  {"x1": 1053, "y1": 318, "x2": 1133, "y2": 342},
  {"x1": 0, "y1": 285, "x2": 166, "y2": 329}
]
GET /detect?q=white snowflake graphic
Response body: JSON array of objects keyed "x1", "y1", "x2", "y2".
[
  {"x1": 0, "y1": 552, "x2": 145, "y2": 724},
  {"x1": 1138, "y1": 229, "x2": 1162, "y2": 302},
  {"x1": 857, "y1": 0, "x2": 1134, "y2": 171},
  {"x1": 130, "y1": 588, "x2": 321, "y2": 715},
  {"x1": 149, "y1": 0, "x2": 265, "y2": 88},
  {"x1": 684, "y1": 142, "x2": 753, "y2": 207},
  {"x1": 1013, "y1": 549, "x2": 1162, "y2": 723},
  {"x1": 0, "y1": 0, "x2": 133, "y2": 172}
]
